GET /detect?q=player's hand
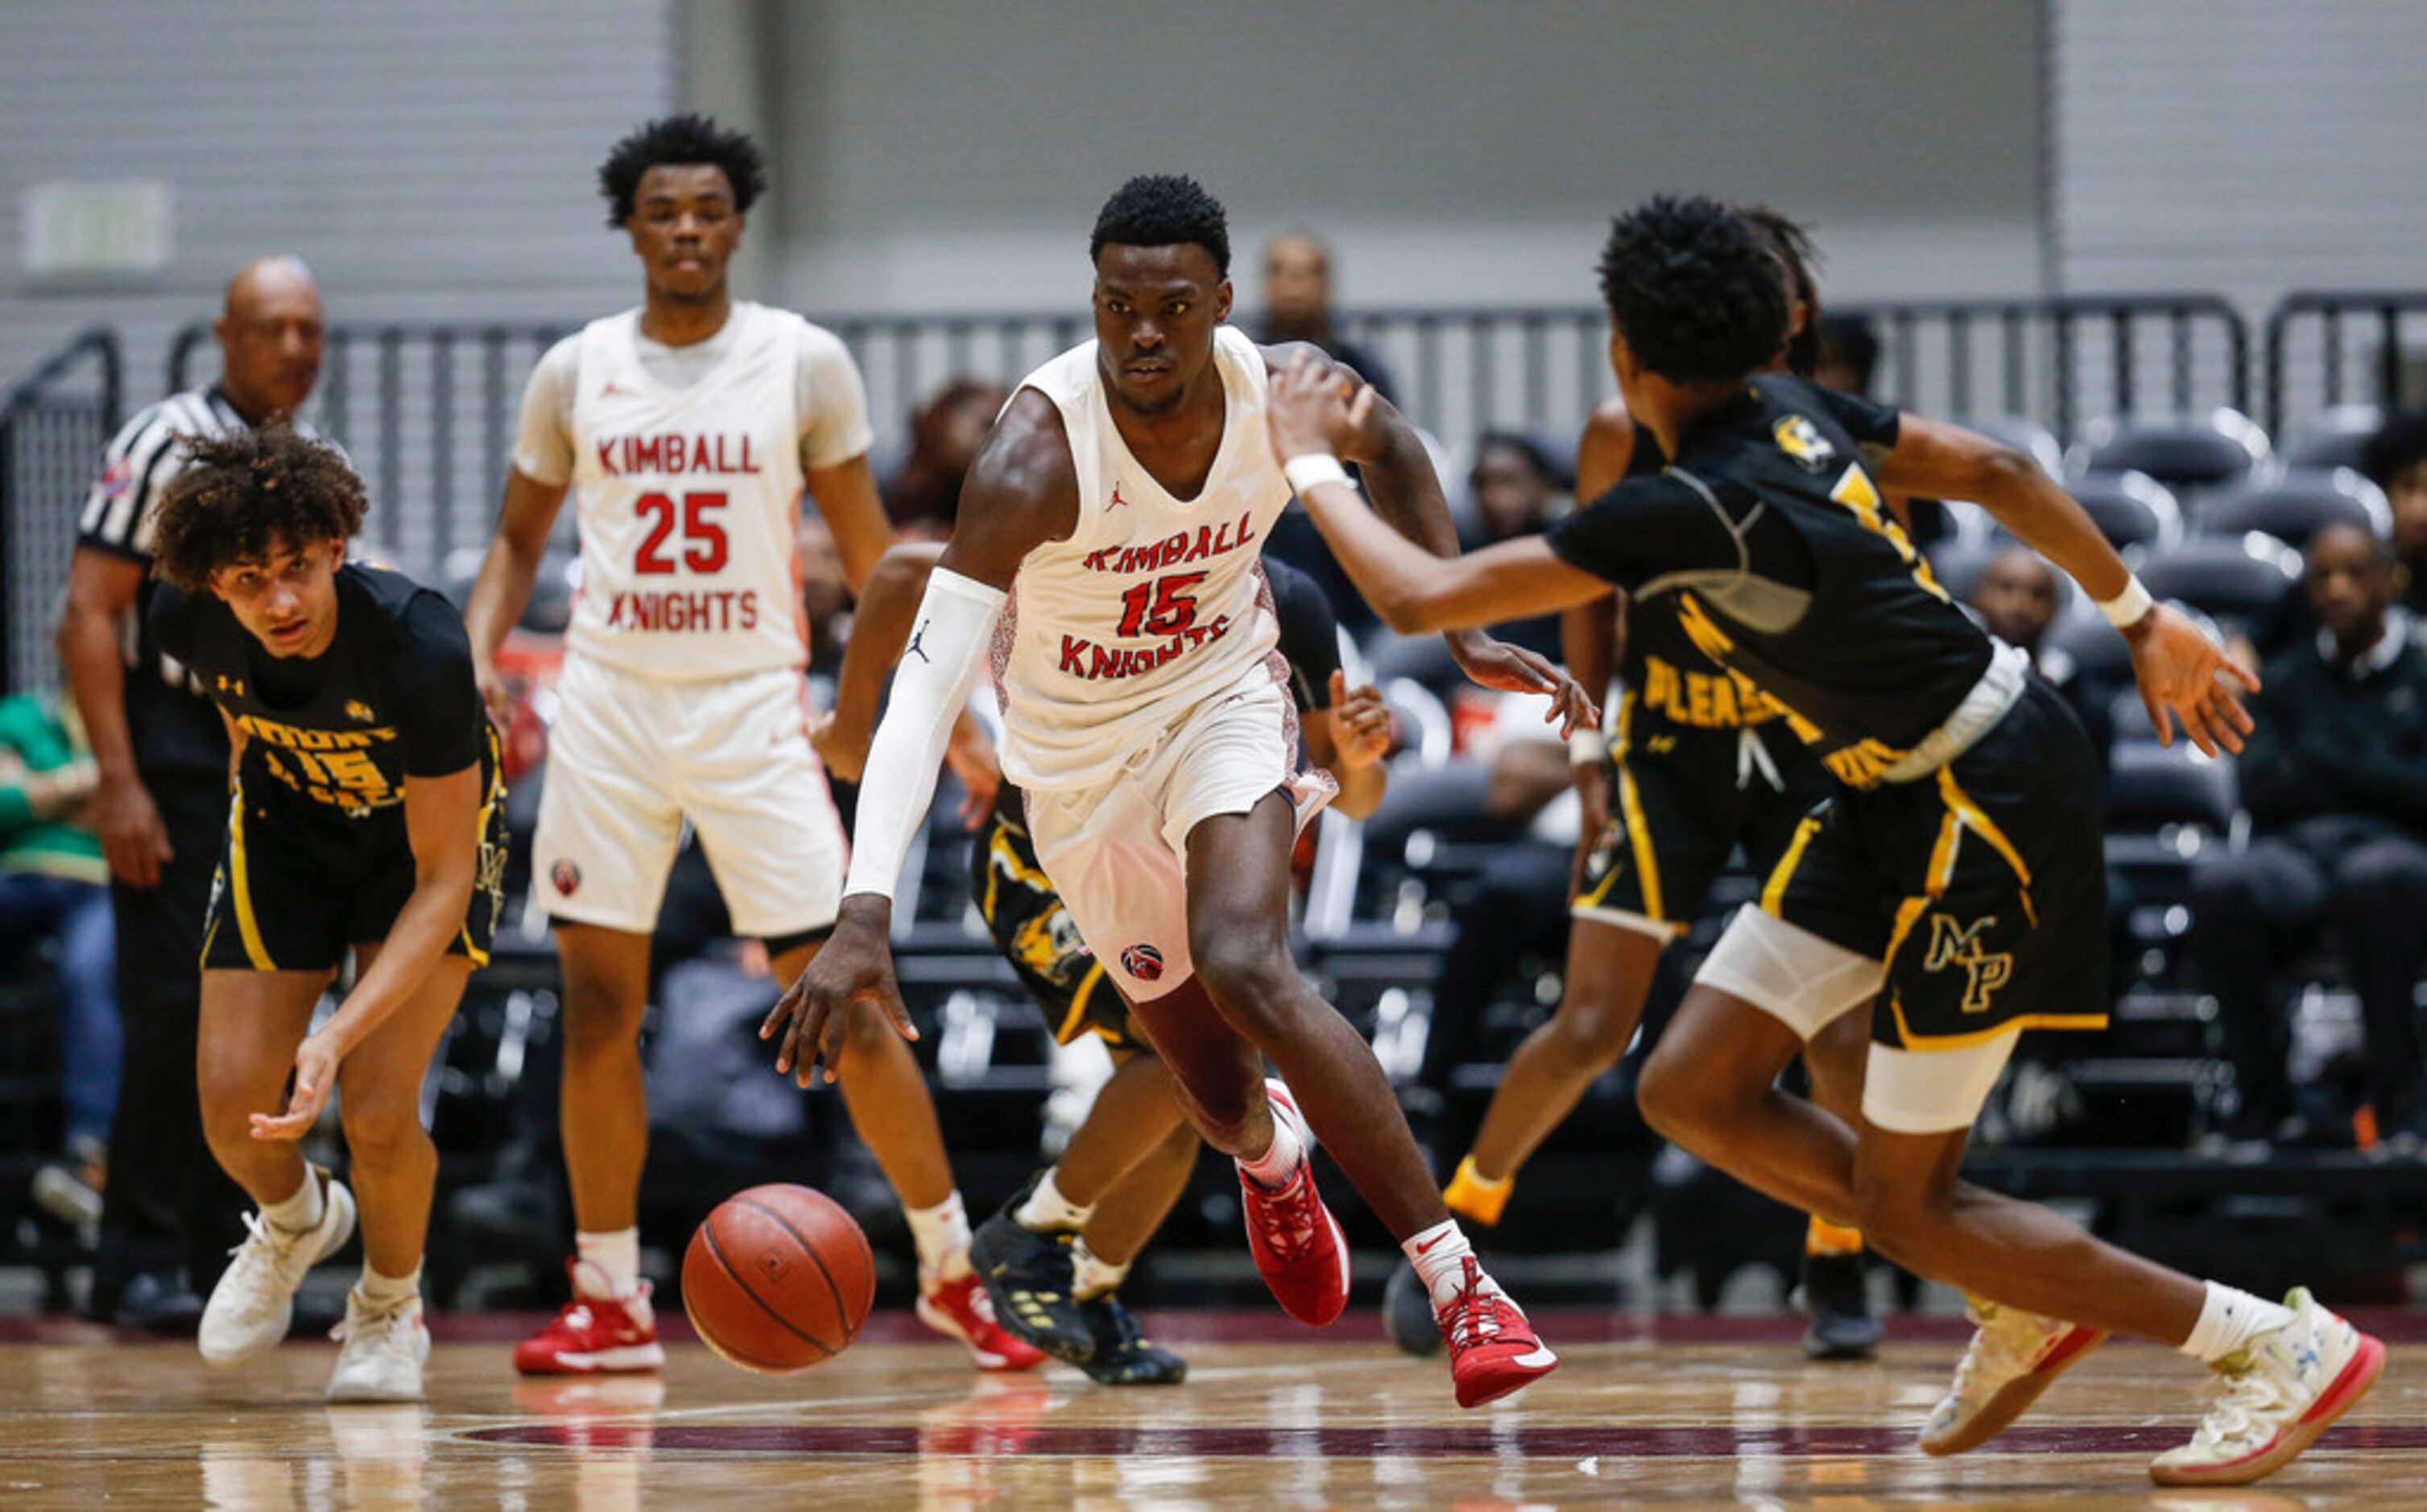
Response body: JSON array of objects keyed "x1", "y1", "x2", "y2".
[
  {"x1": 1328, "y1": 671, "x2": 1394, "y2": 770},
  {"x1": 945, "y1": 715, "x2": 1002, "y2": 829},
  {"x1": 93, "y1": 770, "x2": 173, "y2": 889},
  {"x1": 1446, "y1": 630, "x2": 1601, "y2": 737},
  {"x1": 250, "y1": 1030, "x2": 340, "y2": 1141},
  {"x1": 761, "y1": 897, "x2": 916, "y2": 1088},
  {"x1": 811, "y1": 710, "x2": 867, "y2": 785},
  {"x1": 1265, "y1": 352, "x2": 1379, "y2": 466},
  {"x1": 2124, "y1": 604, "x2": 2260, "y2": 758},
  {"x1": 1571, "y1": 759, "x2": 1611, "y2": 894},
  {"x1": 473, "y1": 654, "x2": 513, "y2": 732}
]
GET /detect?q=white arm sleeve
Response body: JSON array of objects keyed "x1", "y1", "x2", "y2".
[{"x1": 841, "y1": 568, "x2": 1007, "y2": 902}]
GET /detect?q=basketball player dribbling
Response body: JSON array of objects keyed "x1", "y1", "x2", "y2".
[
  {"x1": 462, "y1": 114, "x2": 1040, "y2": 1375},
  {"x1": 767, "y1": 176, "x2": 1592, "y2": 1408},
  {"x1": 1265, "y1": 195, "x2": 2384, "y2": 1488}
]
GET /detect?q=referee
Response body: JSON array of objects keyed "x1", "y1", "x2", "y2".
[{"x1": 55, "y1": 255, "x2": 325, "y2": 1330}]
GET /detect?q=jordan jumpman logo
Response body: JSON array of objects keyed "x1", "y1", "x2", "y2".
[{"x1": 905, "y1": 620, "x2": 932, "y2": 664}]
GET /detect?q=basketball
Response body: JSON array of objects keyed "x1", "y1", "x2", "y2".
[{"x1": 681, "y1": 1184, "x2": 876, "y2": 1374}]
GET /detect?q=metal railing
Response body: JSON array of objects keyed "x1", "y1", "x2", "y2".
[
  {"x1": 1, "y1": 330, "x2": 123, "y2": 694},
  {"x1": 2264, "y1": 291, "x2": 2427, "y2": 440}
]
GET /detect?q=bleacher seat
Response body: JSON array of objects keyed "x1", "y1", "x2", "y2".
[
  {"x1": 2136, "y1": 535, "x2": 2302, "y2": 630},
  {"x1": 2280, "y1": 404, "x2": 2384, "y2": 472},
  {"x1": 2198, "y1": 467, "x2": 2392, "y2": 552},
  {"x1": 2076, "y1": 409, "x2": 2270, "y2": 498},
  {"x1": 2106, "y1": 737, "x2": 2238, "y2": 834},
  {"x1": 2068, "y1": 469, "x2": 2184, "y2": 553}
]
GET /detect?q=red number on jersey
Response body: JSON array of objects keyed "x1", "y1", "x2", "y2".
[
  {"x1": 633, "y1": 491, "x2": 730, "y2": 576},
  {"x1": 1116, "y1": 571, "x2": 1207, "y2": 638}
]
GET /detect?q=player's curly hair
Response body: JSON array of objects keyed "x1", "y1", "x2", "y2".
[
  {"x1": 1090, "y1": 175, "x2": 1230, "y2": 275},
  {"x1": 1739, "y1": 204, "x2": 1823, "y2": 378},
  {"x1": 150, "y1": 424, "x2": 366, "y2": 592},
  {"x1": 1597, "y1": 196, "x2": 1790, "y2": 386},
  {"x1": 597, "y1": 114, "x2": 769, "y2": 227}
]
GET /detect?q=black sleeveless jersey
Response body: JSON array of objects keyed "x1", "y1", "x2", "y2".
[
  {"x1": 1548, "y1": 376, "x2": 1992, "y2": 787},
  {"x1": 151, "y1": 562, "x2": 492, "y2": 822},
  {"x1": 1614, "y1": 430, "x2": 1788, "y2": 733}
]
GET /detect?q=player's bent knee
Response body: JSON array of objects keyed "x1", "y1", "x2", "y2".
[
  {"x1": 1635, "y1": 1042, "x2": 1711, "y2": 1146},
  {"x1": 340, "y1": 1097, "x2": 432, "y2": 1164},
  {"x1": 1546, "y1": 994, "x2": 1639, "y2": 1068},
  {"x1": 1190, "y1": 938, "x2": 1301, "y2": 1034}
]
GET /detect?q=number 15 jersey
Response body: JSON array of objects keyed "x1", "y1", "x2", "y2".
[
  {"x1": 517, "y1": 301, "x2": 871, "y2": 683},
  {"x1": 993, "y1": 326, "x2": 1296, "y2": 792}
]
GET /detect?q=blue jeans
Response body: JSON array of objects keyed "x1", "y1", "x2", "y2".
[{"x1": 0, "y1": 871, "x2": 122, "y2": 1150}]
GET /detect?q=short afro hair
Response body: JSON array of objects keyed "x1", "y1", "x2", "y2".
[
  {"x1": 1597, "y1": 196, "x2": 1790, "y2": 386},
  {"x1": 1739, "y1": 204, "x2": 1824, "y2": 378},
  {"x1": 598, "y1": 114, "x2": 768, "y2": 227},
  {"x1": 2362, "y1": 408, "x2": 2427, "y2": 490},
  {"x1": 151, "y1": 424, "x2": 366, "y2": 593},
  {"x1": 1090, "y1": 176, "x2": 1230, "y2": 276}
]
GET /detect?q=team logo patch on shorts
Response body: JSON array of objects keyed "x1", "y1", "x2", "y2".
[
  {"x1": 1120, "y1": 944, "x2": 1164, "y2": 982},
  {"x1": 550, "y1": 859, "x2": 581, "y2": 897}
]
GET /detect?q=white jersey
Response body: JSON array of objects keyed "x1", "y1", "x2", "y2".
[
  {"x1": 565, "y1": 302, "x2": 817, "y2": 682},
  {"x1": 993, "y1": 325, "x2": 1296, "y2": 791}
]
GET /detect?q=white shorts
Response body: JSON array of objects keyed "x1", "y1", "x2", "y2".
[
  {"x1": 531, "y1": 654, "x2": 847, "y2": 940},
  {"x1": 1021, "y1": 676, "x2": 1333, "y2": 1002},
  {"x1": 1696, "y1": 905, "x2": 2017, "y2": 1134}
]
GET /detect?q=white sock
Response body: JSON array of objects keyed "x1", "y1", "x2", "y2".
[
  {"x1": 1072, "y1": 1237, "x2": 1130, "y2": 1301},
  {"x1": 1015, "y1": 1168, "x2": 1094, "y2": 1233},
  {"x1": 2180, "y1": 1281, "x2": 2295, "y2": 1364},
  {"x1": 1404, "y1": 1218, "x2": 1483, "y2": 1309},
  {"x1": 358, "y1": 1262, "x2": 420, "y2": 1312},
  {"x1": 263, "y1": 1166, "x2": 325, "y2": 1235},
  {"x1": 1236, "y1": 1109, "x2": 1306, "y2": 1191},
  {"x1": 575, "y1": 1228, "x2": 641, "y2": 1298},
  {"x1": 907, "y1": 1191, "x2": 973, "y2": 1281}
]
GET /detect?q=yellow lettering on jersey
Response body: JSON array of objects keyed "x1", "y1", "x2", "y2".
[
  {"x1": 1821, "y1": 738, "x2": 1911, "y2": 788},
  {"x1": 1674, "y1": 593, "x2": 1736, "y2": 663},
  {"x1": 235, "y1": 715, "x2": 399, "y2": 810},
  {"x1": 1828, "y1": 464, "x2": 1950, "y2": 603}
]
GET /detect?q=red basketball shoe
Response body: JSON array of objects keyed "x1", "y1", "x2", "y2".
[
  {"x1": 1435, "y1": 1256, "x2": 1559, "y2": 1407},
  {"x1": 1238, "y1": 1081, "x2": 1350, "y2": 1328},
  {"x1": 918, "y1": 1269, "x2": 1049, "y2": 1371},
  {"x1": 514, "y1": 1259, "x2": 667, "y2": 1376}
]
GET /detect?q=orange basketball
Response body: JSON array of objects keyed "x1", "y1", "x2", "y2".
[{"x1": 681, "y1": 1184, "x2": 875, "y2": 1374}]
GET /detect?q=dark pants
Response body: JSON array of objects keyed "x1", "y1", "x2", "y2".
[
  {"x1": 2192, "y1": 819, "x2": 2427, "y2": 1122},
  {"x1": 0, "y1": 871, "x2": 119, "y2": 1148},
  {"x1": 1416, "y1": 841, "x2": 1573, "y2": 1109},
  {"x1": 94, "y1": 769, "x2": 248, "y2": 1302}
]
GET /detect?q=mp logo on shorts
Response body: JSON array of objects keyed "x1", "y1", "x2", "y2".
[
  {"x1": 550, "y1": 858, "x2": 581, "y2": 897},
  {"x1": 1924, "y1": 915, "x2": 2012, "y2": 1014},
  {"x1": 1120, "y1": 943, "x2": 1164, "y2": 982}
]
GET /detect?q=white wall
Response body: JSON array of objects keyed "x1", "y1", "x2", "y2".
[
  {"x1": 0, "y1": 0, "x2": 675, "y2": 406},
  {"x1": 750, "y1": 0, "x2": 2049, "y2": 318}
]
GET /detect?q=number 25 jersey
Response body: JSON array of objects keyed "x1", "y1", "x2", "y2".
[
  {"x1": 993, "y1": 326, "x2": 1295, "y2": 792},
  {"x1": 565, "y1": 302, "x2": 819, "y2": 683}
]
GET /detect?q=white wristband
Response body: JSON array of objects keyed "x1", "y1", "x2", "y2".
[
  {"x1": 1284, "y1": 452, "x2": 1353, "y2": 495},
  {"x1": 2098, "y1": 574, "x2": 2155, "y2": 630},
  {"x1": 1569, "y1": 730, "x2": 1608, "y2": 766}
]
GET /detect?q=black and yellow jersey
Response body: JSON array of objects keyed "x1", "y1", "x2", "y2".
[
  {"x1": 151, "y1": 561, "x2": 494, "y2": 821},
  {"x1": 1610, "y1": 432, "x2": 1788, "y2": 733},
  {"x1": 1548, "y1": 376, "x2": 1991, "y2": 787}
]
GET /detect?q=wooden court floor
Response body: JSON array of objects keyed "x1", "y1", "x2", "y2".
[{"x1": 1, "y1": 1312, "x2": 2419, "y2": 1508}]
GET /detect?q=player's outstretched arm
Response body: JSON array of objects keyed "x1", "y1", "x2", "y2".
[
  {"x1": 764, "y1": 393, "x2": 1077, "y2": 1086},
  {"x1": 463, "y1": 469, "x2": 570, "y2": 725},
  {"x1": 1267, "y1": 343, "x2": 1597, "y2": 729},
  {"x1": 814, "y1": 540, "x2": 1000, "y2": 821},
  {"x1": 1264, "y1": 359, "x2": 1606, "y2": 730},
  {"x1": 1876, "y1": 414, "x2": 2260, "y2": 755},
  {"x1": 251, "y1": 761, "x2": 482, "y2": 1140}
]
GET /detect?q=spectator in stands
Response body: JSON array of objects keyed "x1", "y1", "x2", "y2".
[
  {"x1": 1255, "y1": 231, "x2": 1397, "y2": 404},
  {"x1": 0, "y1": 692, "x2": 116, "y2": 1229},
  {"x1": 879, "y1": 378, "x2": 1008, "y2": 539},
  {"x1": 57, "y1": 254, "x2": 323, "y2": 1330},
  {"x1": 1971, "y1": 546, "x2": 2111, "y2": 760},
  {"x1": 2361, "y1": 408, "x2": 2427, "y2": 618},
  {"x1": 1457, "y1": 432, "x2": 1568, "y2": 659},
  {"x1": 2193, "y1": 523, "x2": 2427, "y2": 1146}
]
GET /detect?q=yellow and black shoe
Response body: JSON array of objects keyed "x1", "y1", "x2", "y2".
[
  {"x1": 969, "y1": 1181, "x2": 1092, "y2": 1363},
  {"x1": 1075, "y1": 1292, "x2": 1186, "y2": 1386}
]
